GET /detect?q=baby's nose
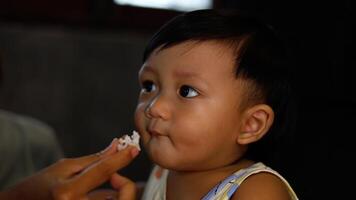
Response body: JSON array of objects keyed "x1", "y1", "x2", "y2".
[{"x1": 145, "y1": 95, "x2": 171, "y2": 120}]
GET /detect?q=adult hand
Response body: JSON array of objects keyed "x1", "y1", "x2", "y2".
[{"x1": 0, "y1": 138, "x2": 140, "y2": 200}]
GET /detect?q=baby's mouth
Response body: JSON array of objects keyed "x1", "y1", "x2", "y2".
[
  {"x1": 147, "y1": 127, "x2": 166, "y2": 137},
  {"x1": 147, "y1": 121, "x2": 166, "y2": 137}
]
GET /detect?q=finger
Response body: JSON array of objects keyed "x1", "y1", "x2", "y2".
[
  {"x1": 68, "y1": 146, "x2": 140, "y2": 196},
  {"x1": 59, "y1": 138, "x2": 120, "y2": 176},
  {"x1": 111, "y1": 173, "x2": 136, "y2": 200},
  {"x1": 88, "y1": 189, "x2": 117, "y2": 200},
  {"x1": 98, "y1": 138, "x2": 121, "y2": 157}
]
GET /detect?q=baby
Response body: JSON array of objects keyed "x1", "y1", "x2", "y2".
[{"x1": 134, "y1": 9, "x2": 299, "y2": 200}]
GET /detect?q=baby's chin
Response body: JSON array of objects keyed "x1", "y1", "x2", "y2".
[
  {"x1": 147, "y1": 151, "x2": 201, "y2": 172},
  {"x1": 143, "y1": 139, "x2": 208, "y2": 171},
  {"x1": 146, "y1": 148, "x2": 177, "y2": 169}
]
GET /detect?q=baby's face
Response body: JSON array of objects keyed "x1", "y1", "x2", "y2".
[{"x1": 135, "y1": 41, "x2": 247, "y2": 171}]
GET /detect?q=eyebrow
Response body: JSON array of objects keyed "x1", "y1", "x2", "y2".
[
  {"x1": 174, "y1": 68, "x2": 211, "y2": 90},
  {"x1": 173, "y1": 69, "x2": 200, "y2": 78},
  {"x1": 140, "y1": 65, "x2": 209, "y2": 88},
  {"x1": 140, "y1": 65, "x2": 199, "y2": 78},
  {"x1": 139, "y1": 65, "x2": 156, "y2": 76}
]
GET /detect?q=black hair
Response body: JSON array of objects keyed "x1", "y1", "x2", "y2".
[{"x1": 142, "y1": 9, "x2": 297, "y2": 166}]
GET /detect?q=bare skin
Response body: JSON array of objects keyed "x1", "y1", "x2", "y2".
[
  {"x1": 166, "y1": 159, "x2": 255, "y2": 200},
  {"x1": 232, "y1": 172, "x2": 292, "y2": 200}
]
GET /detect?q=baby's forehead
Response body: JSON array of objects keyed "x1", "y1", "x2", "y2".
[
  {"x1": 142, "y1": 41, "x2": 237, "y2": 74},
  {"x1": 157, "y1": 40, "x2": 237, "y2": 57},
  {"x1": 139, "y1": 41, "x2": 250, "y2": 96},
  {"x1": 151, "y1": 41, "x2": 237, "y2": 67}
]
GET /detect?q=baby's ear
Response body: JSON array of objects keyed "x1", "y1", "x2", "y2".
[{"x1": 237, "y1": 104, "x2": 274, "y2": 145}]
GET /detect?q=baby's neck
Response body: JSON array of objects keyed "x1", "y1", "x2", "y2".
[{"x1": 166, "y1": 159, "x2": 254, "y2": 200}]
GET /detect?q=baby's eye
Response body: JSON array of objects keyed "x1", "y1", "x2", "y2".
[
  {"x1": 179, "y1": 85, "x2": 199, "y2": 98},
  {"x1": 142, "y1": 81, "x2": 156, "y2": 93}
]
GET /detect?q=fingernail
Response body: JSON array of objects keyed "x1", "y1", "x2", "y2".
[
  {"x1": 105, "y1": 196, "x2": 115, "y2": 200},
  {"x1": 130, "y1": 147, "x2": 140, "y2": 157}
]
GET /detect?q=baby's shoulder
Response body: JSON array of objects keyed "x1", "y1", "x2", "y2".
[{"x1": 232, "y1": 172, "x2": 292, "y2": 200}]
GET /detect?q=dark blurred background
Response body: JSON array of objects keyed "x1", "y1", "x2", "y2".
[{"x1": 0, "y1": 0, "x2": 353, "y2": 199}]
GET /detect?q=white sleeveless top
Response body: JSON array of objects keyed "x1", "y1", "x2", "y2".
[{"x1": 141, "y1": 162, "x2": 298, "y2": 200}]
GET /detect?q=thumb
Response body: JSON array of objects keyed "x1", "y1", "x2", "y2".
[{"x1": 110, "y1": 173, "x2": 136, "y2": 200}]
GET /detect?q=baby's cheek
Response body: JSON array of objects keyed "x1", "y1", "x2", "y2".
[
  {"x1": 134, "y1": 105, "x2": 145, "y2": 128},
  {"x1": 134, "y1": 105, "x2": 150, "y2": 144},
  {"x1": 176, "y1": 119, "x2": 218, "y2": 151},
  {"x1": 172, "y1": 122, "x2": 203, "y2": 145}
]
